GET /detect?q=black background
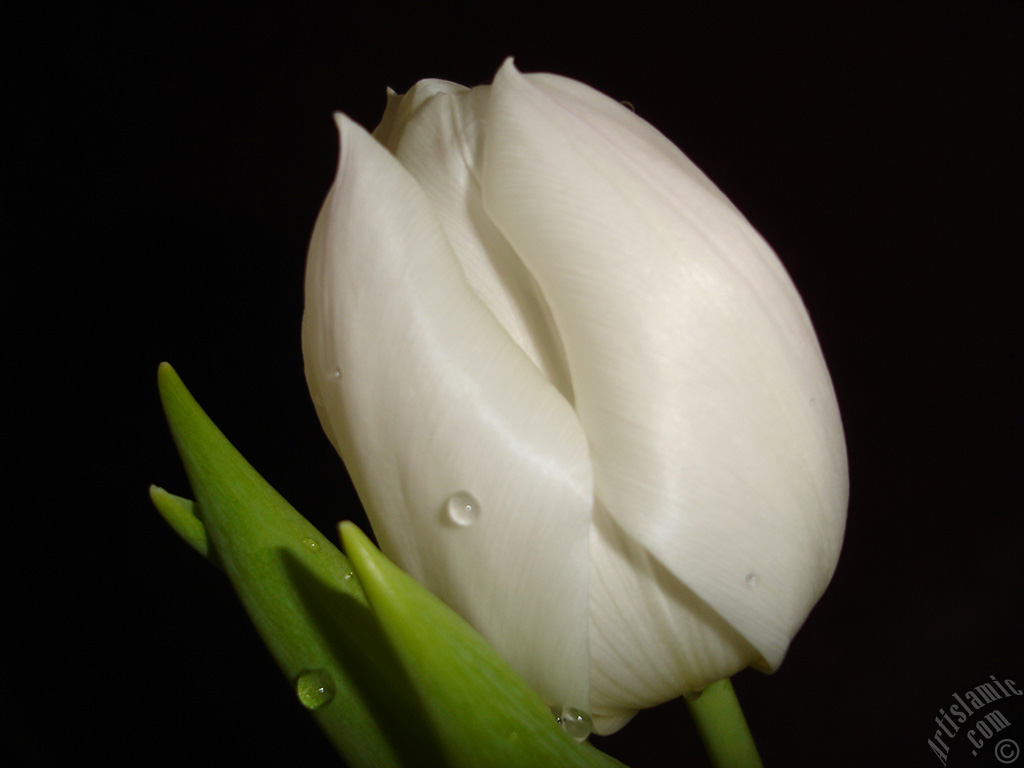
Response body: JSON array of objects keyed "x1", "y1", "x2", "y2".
[{"x1": 13, "y1": 2, "x2": 1022, "y2": 767}]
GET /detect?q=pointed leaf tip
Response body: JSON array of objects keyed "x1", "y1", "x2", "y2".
[
  {"x1": 157, "y1": 360, "x2": 179, "y2": 394},
  {"x1": 339, "y1": 521, "x2": 396, "y2": 598},
  {"x1": 149, "y1": 485, "x2": 218, "y2": 565}
]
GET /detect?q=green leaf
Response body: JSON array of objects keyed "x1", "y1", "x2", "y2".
[
  {"x1": 154, "y1": 362, "x2": 444, "y2": 768},
  {"x1": 149, "y1": 486, "x2": 219, "y2": 566},
  {"x1": 342, "y1": 522, "x2": 629, "y2": 768}
]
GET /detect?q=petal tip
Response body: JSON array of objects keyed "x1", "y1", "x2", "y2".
[{"x1": 496, "y1": 56, "x2": 524, "y2": 84}]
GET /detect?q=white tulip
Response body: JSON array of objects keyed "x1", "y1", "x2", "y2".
[{"x1": 303, "y1": 59, "x2": 848, "y2": 735}]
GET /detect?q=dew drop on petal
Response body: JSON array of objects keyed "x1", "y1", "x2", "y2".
[
  {"x1": 445, "y1": 491, "x2": 480, "y2": 527},
  {"x1": 294, "y1": 669, "x2": 335, "y2": 710},
  {"x1": 746, "y1": 572, "x2": 758, "y2": 587},
  {"x1": 302, "y1": 537, "x2": 320, "y2": 552},
  {"x1": 558, "y1": 706, "x2": 593, "y2": 741},
  {"x1": 332, "y1": 368, "x2": 341, "y2": 379}
]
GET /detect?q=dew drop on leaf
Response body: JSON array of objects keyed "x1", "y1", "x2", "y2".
[
  {"x1": 557, "y1": 706, "x2": 592, "y2": 741},
  {"x1": 294, "y1": 669, "x2": 335, "y2": 710}
]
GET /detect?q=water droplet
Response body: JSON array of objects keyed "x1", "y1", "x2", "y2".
[
  {"x1": 621, "y1": 100, "x2": 636, "y2": 112},
  {"x1": 343, "y1": 571, "x2": 354, "y2": 581},
  {"x1": 294, "y1": 669, "x2": 335, "y2": 710},
  {"x1": 445, "y1": 491, "x2": 480, "y2": 527},
  {"x1": 557, "y1": 706, "x2": 593, "y2": 741},
  {"x1": 302, "y1": 537, "x2": 320, "y2": 552},
  {"x1": 331, "y1": 368, "x2": 341, "y2": 379},
  {"x1": 746, "y1": 572, "x2": 758, "y2": 587}
]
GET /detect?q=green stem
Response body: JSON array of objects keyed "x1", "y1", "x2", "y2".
[{"x1": 685, "y1": 678, "x2": 764, "y2": 768}]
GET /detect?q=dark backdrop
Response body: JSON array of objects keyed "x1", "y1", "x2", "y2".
[{"x1": 13, "y1": 2, "x2": 1021, "y2": 767}]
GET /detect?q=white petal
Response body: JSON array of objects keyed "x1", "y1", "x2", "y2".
[
  {"x1": 587, "y1": 503, "x2": 758, "y2": 734},
  {"x1": 372, "y1": 78, "x2": 469, "y2": 149},
  {"x1": 302, "y1": 113, "x2": 595, "y2": 711},
  {"x1": 482, "y1": 61, "x2": 848, "y2": 669},
  {"x1": 373, "y1": 80, "x2": 574, "y2": 402}
]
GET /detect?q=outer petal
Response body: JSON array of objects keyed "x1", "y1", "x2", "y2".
[
  {"x1": 482, "y1": 61, "x2": 848, "y2": 673},
  {"x1": 302, "y1": 114, "x2": 595, "y2": 712},
  {"x1": 587, "y1": 504, "x2": 758, "y2": 733}
]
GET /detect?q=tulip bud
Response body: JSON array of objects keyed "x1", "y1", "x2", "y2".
[{"x1": 303, "y1": 59, "x2": 848, "y2": 735}]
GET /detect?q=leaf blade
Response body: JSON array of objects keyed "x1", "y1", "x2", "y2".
[{"x1": 155, "y1": 362, "x2": 442, "y2": 768}]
